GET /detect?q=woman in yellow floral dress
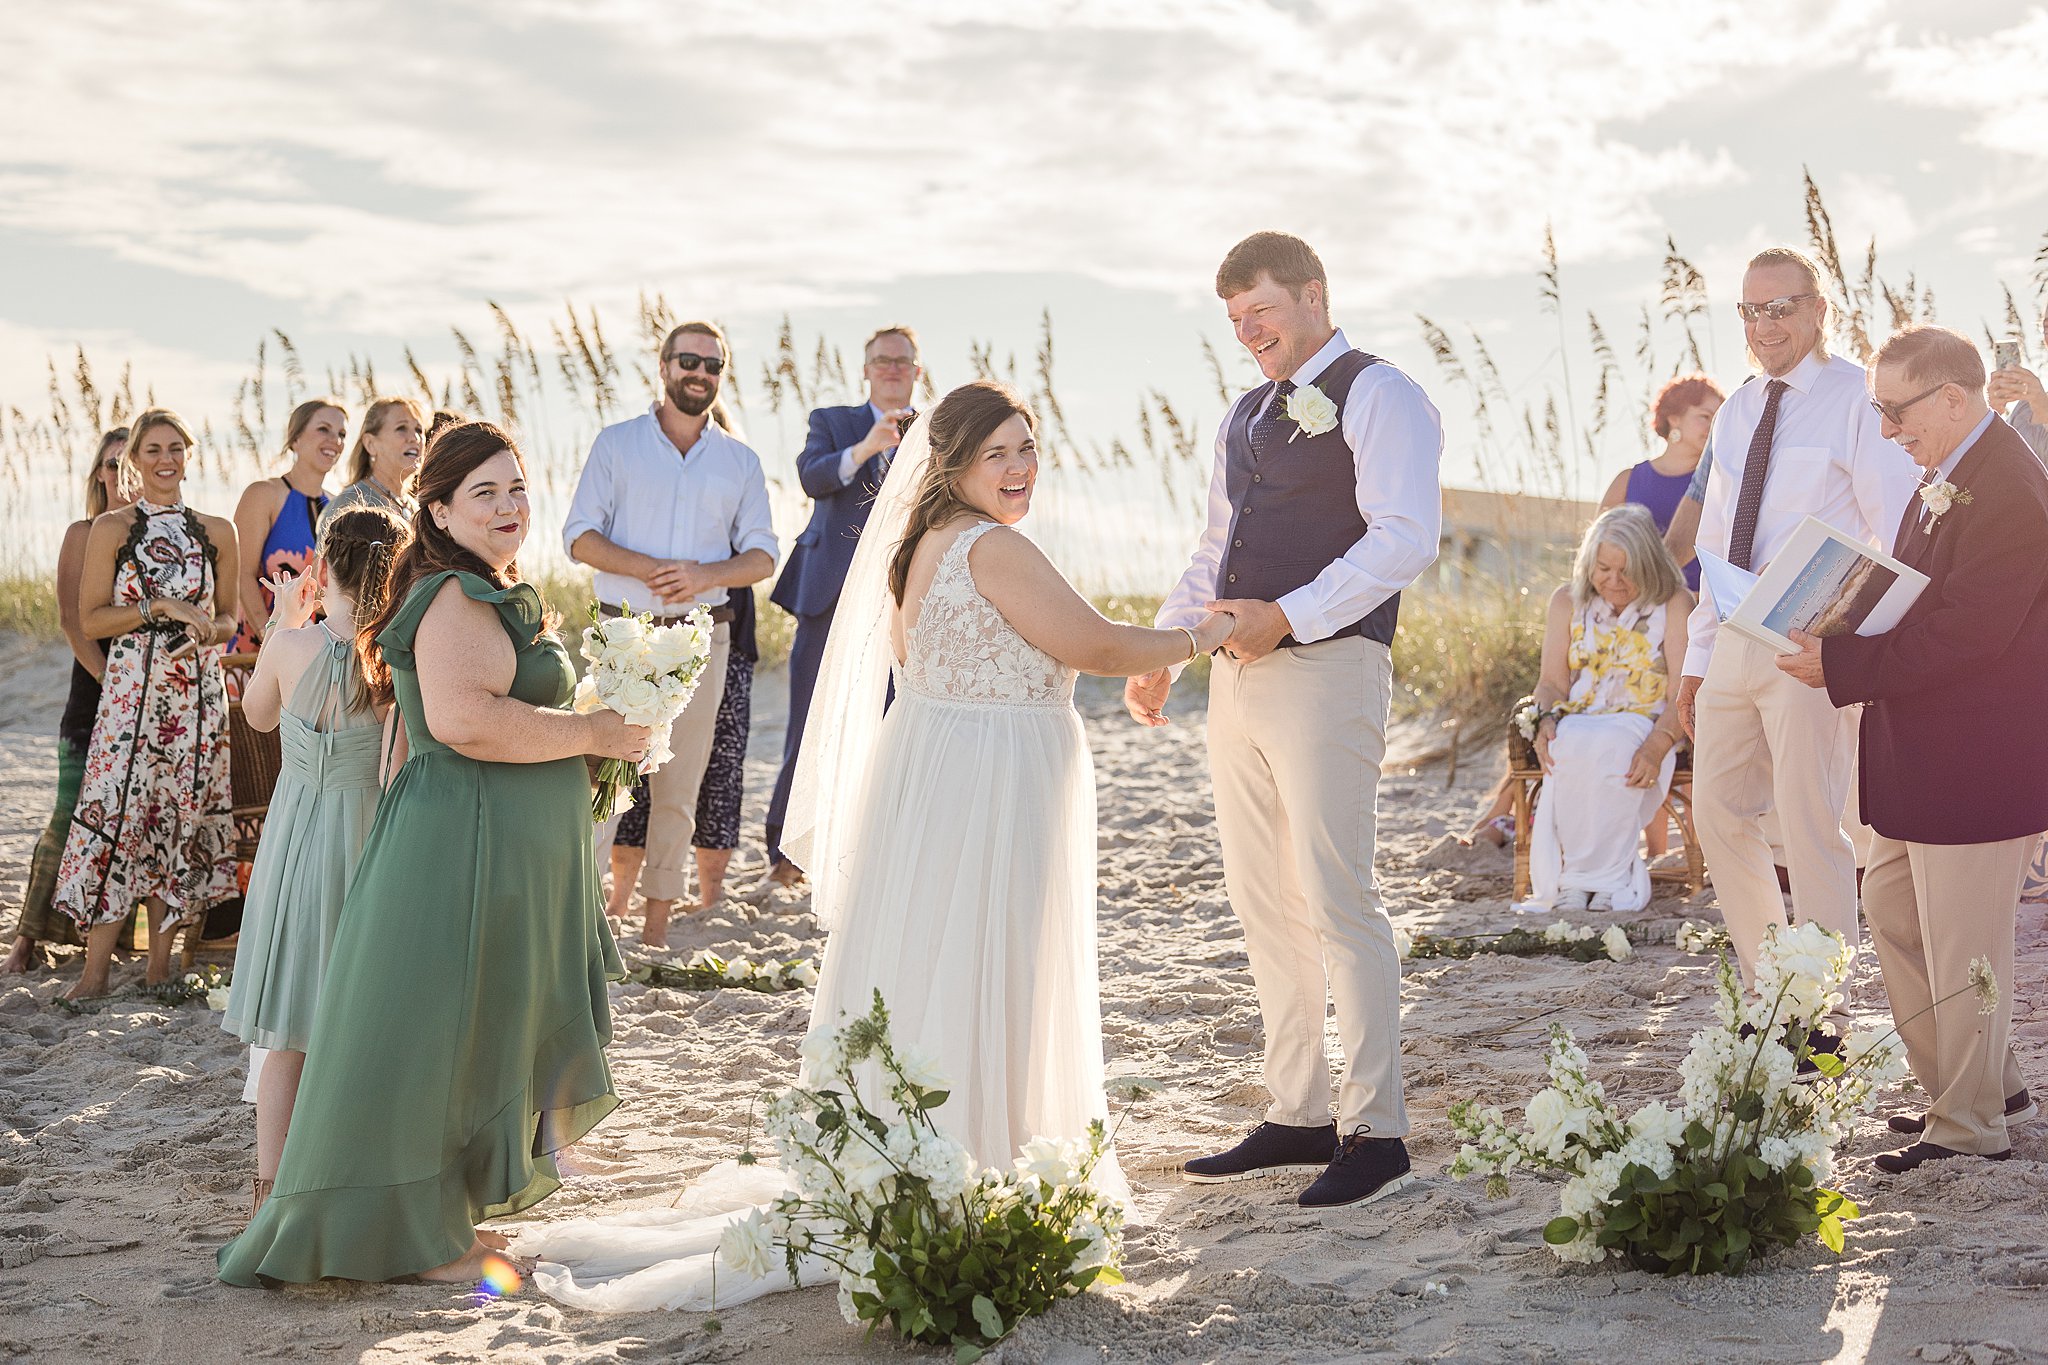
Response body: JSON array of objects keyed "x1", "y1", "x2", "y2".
[{"x1": 1521, "y1": 505, "x2": 1692, "y2": 913}]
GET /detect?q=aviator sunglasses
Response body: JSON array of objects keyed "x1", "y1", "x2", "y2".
[{"x1": 1735, "y1": 293, "x2": 1816, "y2": 323}]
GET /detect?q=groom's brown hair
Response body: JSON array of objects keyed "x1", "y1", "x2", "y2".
[{"x1": 1216, "y1": 232, "x2": 1328, "y2": 307}]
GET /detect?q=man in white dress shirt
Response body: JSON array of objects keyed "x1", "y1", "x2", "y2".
[
  {"x1": 564, "y1": 320, "x2": 778, "y2": 948},
  {"x1": 1676, "y1": 249, "x2": 1918, "y2": 1026},
  {"x1": 1132, "y1": 231, "x2": 1443, "y2": 1209}
]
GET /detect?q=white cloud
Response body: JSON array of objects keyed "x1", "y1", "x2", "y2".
[
  {"x1": 1868, "y1": 11, "x2": 2048, "y2": 159},
  {"x1": 0, "y1": 0, "x2": 1883, "y2": 335}
]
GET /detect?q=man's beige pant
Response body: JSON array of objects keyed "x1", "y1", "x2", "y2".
[
  {"x1": 640, "y1": 621, "x2": 730, "y2": 903},
  {"x1": 1208, "y1": 636, "x2": 1407, "y2": 1137},
  {"x1": 1694, "y1": 632, "x2": 1859, "y2": 982},
  {"x1": 1863, "y1": 830, "x2": 2032, "y2": 1154}
]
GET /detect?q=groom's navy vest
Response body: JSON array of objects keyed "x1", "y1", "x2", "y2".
[{"x1": 1217, "y1": 349, "x2": 1399, "y2": 649}]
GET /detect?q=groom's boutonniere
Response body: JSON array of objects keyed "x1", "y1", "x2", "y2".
[
  {"x1": 1918, "y1": 478, "x2": 1973, "y2": 530},
  {"x1": 1283, "y1": 383, "x2": 1339, "y2": 442}
]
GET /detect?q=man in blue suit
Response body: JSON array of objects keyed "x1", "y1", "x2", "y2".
[{"x1": 764, "y1": 325, "x2": 922, "y2": 886}]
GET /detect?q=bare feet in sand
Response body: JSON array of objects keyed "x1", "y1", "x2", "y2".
[
  {"x1": 640, "y1": 898, "x2": 672, "y2": 951},
  {"x1": 766, "y1": 860, "x2": 805, "y2": 891},
  {"x1": 419, "y1": 1237, "x2": 530, "y2": 1285},
  {"x1": 62, "y1": 963, "x2": 113, "y2": 1002},
  {"x1": 3, "y1": 938, "x2": 40, "y2": 975}
]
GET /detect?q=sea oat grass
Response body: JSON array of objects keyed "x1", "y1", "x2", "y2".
[{"x1": 0, "y1": 569, "x2": 61, "y2": 640}]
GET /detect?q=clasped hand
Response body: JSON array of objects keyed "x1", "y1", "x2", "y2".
[
  {"x1": 1123, "y1": 609, "x2": 1235, "y2": 727},
  {"x1": 646, "y1": 559, "x2": 710, "y2": 605}
]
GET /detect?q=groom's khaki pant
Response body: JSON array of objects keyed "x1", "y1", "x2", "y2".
[
  {"x1": 1693, "y1": 632, "x2": 1859, "y2": 984},
  {"x1": 1208, "y1": 636, "x2": 1408, "y2": 1138}
]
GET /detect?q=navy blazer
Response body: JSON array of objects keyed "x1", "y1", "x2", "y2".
[
  {"x1": 770, "y1": 403, "x2": 894, "y2": 619},
  {"x1": 1823, "y1": 416, "x2": 2048, "y2": 844}
]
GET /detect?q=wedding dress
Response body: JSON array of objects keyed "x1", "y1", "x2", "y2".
[{"x1": 517, "y1": 422, "x2": 1124, "y2": 1313}]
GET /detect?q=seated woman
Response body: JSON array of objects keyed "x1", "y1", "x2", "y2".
[{"x1": 1521, "y1": 505, "x2": 1692, "y2": 913}]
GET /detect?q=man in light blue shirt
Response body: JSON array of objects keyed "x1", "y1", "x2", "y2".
[{"x1": 564, "y1": 320, "x2": 778, "y2": 947}]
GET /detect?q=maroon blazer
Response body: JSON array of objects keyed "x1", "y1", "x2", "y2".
[{"x1": 1823, "y1": 416, "x2": 2048, "y2": 844}]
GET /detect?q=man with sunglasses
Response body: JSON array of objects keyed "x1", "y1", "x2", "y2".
[
  {"x1": 1774, "y1": 325, "x2": 2044, "y2": 1170},
  {"x1": 564, "y1": 320, "x2": 778, "y2": 947},
  {"x1": 1677, "y1": 247, "x2": 1918, "y2": 1031},
  {"x1": 764, "y1": 325, "x2": 922, "y2": 890}
]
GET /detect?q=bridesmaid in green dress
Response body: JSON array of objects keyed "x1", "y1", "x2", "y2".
[
  {"x1": 223, "y1": 505, "x2": 409, "y2": 1217},
  {"x1": 219, "y1": 423, "x2": 651, "y2": 1287}
]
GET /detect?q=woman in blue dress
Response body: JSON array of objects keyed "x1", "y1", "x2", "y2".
[
  {"x1": 231, "y1": 398, "x2": 346, "y2": 651},
  {"x1": 1598, "y1": 373, "x2": 1722, "y2": 593}
]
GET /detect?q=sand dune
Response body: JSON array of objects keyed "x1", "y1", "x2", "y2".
[{"x1": 1, "y1": 642, "x2": 2042, "y2": 1364}]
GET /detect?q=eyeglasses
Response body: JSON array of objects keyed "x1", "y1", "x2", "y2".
[
  {"x1": 1735, "y1": 294, "x2": 1816, "y2": 323},
  {"x1": 665, "y1": 354, "x2": 725, "y2": 375},
  {"x1": 1868, "y1": 381, "x2": 1949, "y2": 426},
  {"x1": 867, "y1": 355, "x2": 918, "y2": 371}
]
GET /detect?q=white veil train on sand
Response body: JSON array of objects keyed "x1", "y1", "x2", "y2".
[
  {"x1": 780, "y1": 410, "x2": 933, "y2": 929},
  {"x1": 512, "y1": 417, "x2": 935, "y2": 1312}
]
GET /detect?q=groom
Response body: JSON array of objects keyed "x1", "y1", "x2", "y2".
[{"x1": 1131, "y1": 231, "x2": 1443, "y2": 1209}]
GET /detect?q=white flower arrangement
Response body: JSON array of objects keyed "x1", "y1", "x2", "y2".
[
  {"x1": 623, "y1": 951, "x2": 818, "y2": 994},
  {"x1": 574, "y1": 604, "x2": 716, "y2": 820},
  {"x1": 721, "y1": 991, "x2": 1125, "y2": 1358},
  {"x1": 1917, "y1": 478, "x2": 1972, "y2": 529},
  {"x1": 181, "y1": 966, "x2": 234, "y2": 1012},
  {"x1": 1282, "y1": 383, "x2": 1339, "y2": 441},
  {"x1": 1448, "y1": 922, "x2": 1945, "y2": 1274},
  {"x1": 1675, "y1": 920, "x2": 1731, "y2": 955}
]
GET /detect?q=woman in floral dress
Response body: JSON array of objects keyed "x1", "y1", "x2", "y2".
[
  {"x1": 54, "y1": 409, "x2": 241, "y2": 999},
  {"x1": 1522, "y1": 505, "x2": 1693, "y2": 913}
]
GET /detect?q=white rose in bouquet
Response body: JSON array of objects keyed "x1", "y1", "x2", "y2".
[
  {"x1": 579, "y1": 603, "x2": 715, "y2": 820},
  {"x1": 718, "y1": 1207, "x2": 778, "y2": 1279}
]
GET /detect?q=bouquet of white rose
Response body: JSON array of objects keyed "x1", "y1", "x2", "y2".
[
  {"x1": 574, "y1": 604, "x2": 716, "y2": 821},
  {"x1": 719, "y1": 992, "x2": 1124, "y2": 1361},
  {"x1": 623, "y1": 951, "x2": 819, "y2": 994},
  {"x1": 1450, "y1": 921, "x2": 1948, "y2": 1274}
]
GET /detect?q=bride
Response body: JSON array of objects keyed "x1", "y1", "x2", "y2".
[{"x1": 519, "y1": 381, "x2": 1233, "y2": 1310}]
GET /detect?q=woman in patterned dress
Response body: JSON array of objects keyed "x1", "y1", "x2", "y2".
[
  {"x1": 54, "y1": 410, "x2": 240, "y2": 999},
  {"x1": 1522, "y1": 505, "x2": 1693, "y2": 913},
  {"x1": 231, "y1": 397, "x2": 345, "y2": 650}
]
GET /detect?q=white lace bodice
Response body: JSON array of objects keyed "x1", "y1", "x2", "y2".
[{"x1": 898, "y1": 521, "x2": 1075, "y2": 709}]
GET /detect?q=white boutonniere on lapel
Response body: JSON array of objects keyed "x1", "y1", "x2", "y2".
[
  {"x1": 1917, "y1": 478, "x2": 1973, "y2": 530},
  {"x1": 1283, "y1": 383, "x2": 1339, "y2": 442}
]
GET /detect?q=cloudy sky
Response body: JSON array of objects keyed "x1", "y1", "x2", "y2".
[{"x1": 3, "y1": 0, "x2": 2044, "y2": 577}]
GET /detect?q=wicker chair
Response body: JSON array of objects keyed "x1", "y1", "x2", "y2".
[
  {"x1": 222, "y1": 652, "x2": 280, "y2": 861},
  {"x1": 1507, "y1": 695, "x2": 1705, "y2": 903}
]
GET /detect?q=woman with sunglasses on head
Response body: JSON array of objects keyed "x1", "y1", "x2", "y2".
[
  {"x1": 52, "y1": 411, "x2": 240, "y2": 999},
  {"x1": 4, "y1": 429, "x2": 134, "y2": 975}
]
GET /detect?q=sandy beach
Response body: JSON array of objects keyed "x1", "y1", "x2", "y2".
[{"x1": 2, "y1": 634, "x2": 2043, "y2": 1365}]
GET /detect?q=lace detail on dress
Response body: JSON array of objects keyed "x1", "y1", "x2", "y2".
[{"x1": 900, "y1": 521, "x2": 1075, "y2": 709}]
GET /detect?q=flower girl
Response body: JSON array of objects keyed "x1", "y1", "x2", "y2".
[{"x1": 222, "y1": 506, "x2": 407, "y2": 1216}]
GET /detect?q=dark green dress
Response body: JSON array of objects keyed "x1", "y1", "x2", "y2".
[{"x1": 219, "y1": 570, "x2": 621, "y2": 1285}]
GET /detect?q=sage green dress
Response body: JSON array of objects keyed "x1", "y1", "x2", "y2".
[
  {"x1": 222, "y1": 627, "x2": 383, "y2": 1052},
  {"x1": 219, "y1": 571, "x2": 621, "y2": 1285}
]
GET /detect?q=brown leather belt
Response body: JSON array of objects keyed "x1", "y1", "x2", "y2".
[{"x1": 599, "y1": 601, "x2": 735, "y2": 625}]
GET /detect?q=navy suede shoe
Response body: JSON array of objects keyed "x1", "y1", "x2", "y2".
[
  {"x1": 1182, "y1": 1121, "x2": 1337, "y2": 1184},
  {"x1": 1297, "y1": 1130, "x2": 1413, "y2": 1209},
  {"x1": 1888, "y1": 1088, "x2": 2035, "y2": 1135},
  {"x1": 1873, "y1": 1141, "x2": 2012, "y2": 1174}
]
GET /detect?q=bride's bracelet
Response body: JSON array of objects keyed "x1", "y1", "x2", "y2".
[{"x1": 1176, "y1": 626, "x2": 1199, "y2": 662}]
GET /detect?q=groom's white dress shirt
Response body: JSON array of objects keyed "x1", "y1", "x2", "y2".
[
  {"x1": 1683, "y1": 351, "x2": 1916, "y2": 678},
  {"x1": 1158, "y1": 329, "x2": 1443, "y2": 647}
]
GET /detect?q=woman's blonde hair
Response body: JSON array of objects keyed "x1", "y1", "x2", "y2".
[
  {"x1": 1570, "y1": 504, "x2": 1684, "y2": 611},
  {"x1": 85, "y1": 427, "x2": 131, "y2": 518},
  {"x1": 887, "y1": 381, "x2": 1035, "y2": 604},
  {"x1": 280, "y1": 396, "x2": 348, "y2": 462},
  {"x1": 343, "y1": 395, "x2": 425, "y2": 487}
]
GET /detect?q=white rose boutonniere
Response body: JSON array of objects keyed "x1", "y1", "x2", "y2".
[
  {"x1": 1283, "y1": 383, "x2": 1339, "y2": 441},
  {"x1": 1917, "y1": 479, "x2": 1972, "y2": 530}
]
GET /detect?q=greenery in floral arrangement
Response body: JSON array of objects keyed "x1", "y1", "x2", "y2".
[
  {"x1": 1447, "y1": 922, "x2": 1998, "y2": 1274},
  {"x1": 1675, "y1": 920, "x2": 1732, "y2": 955},
  {"x1": 1396, "y1": 921, "x2": 1633, "y2": 964},
  {"x1": 623, "y1": 951, "x2": 817, "y2": 994},
  {"x1": 53, "y1": 963, "x2": 232, "y2": 1015},
  {"x1": 718, "y1": 991, "x2": 1125, "y2": 1362}
]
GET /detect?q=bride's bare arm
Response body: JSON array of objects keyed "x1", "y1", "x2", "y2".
[
  {"x1": 969, "y1": 527, "x2": 1232, "y2": 677},
  {"x1": 414, "y1": 579, "x2": 647, "y2": 764}
]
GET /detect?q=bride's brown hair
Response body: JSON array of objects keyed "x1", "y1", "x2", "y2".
[{"x1": 887, "y1": 381, "x2": 1035, "y2": 605}]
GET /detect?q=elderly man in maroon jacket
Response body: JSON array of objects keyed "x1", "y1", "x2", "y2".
[{"x1": 1777, "y1": 325, "x2": 2044, "y2": 1172}]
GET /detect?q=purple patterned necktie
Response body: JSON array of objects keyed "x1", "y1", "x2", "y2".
[
  {"x1": 1726, "y1": 378, "x2": 1788, "y2": 572},
  {"x1": 1249, "y1": 379, "x2": 1296, "y2": 462}
]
